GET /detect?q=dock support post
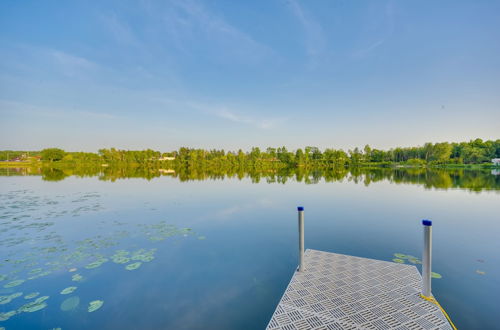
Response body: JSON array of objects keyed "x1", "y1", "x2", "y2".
[
  {"x1": 298, "y1": 206, "x2": 304, "y2": 272},
  {"x1": 422, "y1": 219, "x2": 432, "y2": 297}
]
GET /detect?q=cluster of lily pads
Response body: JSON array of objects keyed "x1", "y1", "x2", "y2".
[
  {"x1": 0, "y1": 189, "x2": 204, "y2": 327},
  {"x1": 0, "y1": 295, "x2": 49, "y2": 321},
  {"x1": 391, "y1": 253, "x2": 442, "y2": 279}
]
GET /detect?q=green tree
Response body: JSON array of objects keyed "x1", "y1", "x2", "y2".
[{"x1": 41, "y1": 148, "x2": 66, "y2": 162}]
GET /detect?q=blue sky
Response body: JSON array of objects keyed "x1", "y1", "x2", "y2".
[{"x1": 1, "y1": 0, "x2": 499, "y2": 151}]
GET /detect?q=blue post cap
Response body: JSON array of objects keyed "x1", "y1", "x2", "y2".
[
  {"x1": 297, "y1": 206, "x2": 304, "y2": 211},
  {"x1": 422, "y1": 219, "x2": 432, "y2": 226}
]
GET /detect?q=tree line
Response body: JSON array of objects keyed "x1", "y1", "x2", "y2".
[
  {"x1": 1, "y1": 138, "x2": 499, "y2": 167},
  {"x1": 1, "y1": 165, "x2": 498, "y2": 192}
]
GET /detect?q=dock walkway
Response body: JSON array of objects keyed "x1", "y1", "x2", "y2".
[{"x1": 266, "y1": 249, "x2": 452, "y2": 330}]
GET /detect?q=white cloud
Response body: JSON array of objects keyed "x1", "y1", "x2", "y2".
[
  {"x1": 50, "y1": 50, "x2": 97, "y2": 77},
  {"x1": 161, "y1": 0, "x2": 275, "y2": 63},
  {"x1": 184, "y1": 100, "x2": 285, "y2": 129},
  {"x1": 286, "y1": 0, "x2": 326, "y2": 68}
]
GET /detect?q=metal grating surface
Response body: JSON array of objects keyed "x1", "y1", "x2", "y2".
[{"x1": 267, "y1": 249, "x2": 452, "y2": 330}]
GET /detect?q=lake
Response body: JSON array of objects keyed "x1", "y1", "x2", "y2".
[{"x1": 0, "y1": 168, "x2": 499, "y2": 329}]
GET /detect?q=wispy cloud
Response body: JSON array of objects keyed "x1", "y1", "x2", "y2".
[
  {"x1": 286, "y1": 0, "x2": 326, "y2": 68},
  {"x1": 100, "y1": 13, "x2": 141, "y2": 47},
  {"x1": 185, "y1": 101, "x2": 286, "y2": 129},
  {"x1": 50, "y1": 50, "x2": 97, "y2": 77},
  {"x1": 352, "y1": 3, "x2": 395, "y2": 58},
  {"x1": 161, "y1": 0, "x2": 275, "y2": 63}
]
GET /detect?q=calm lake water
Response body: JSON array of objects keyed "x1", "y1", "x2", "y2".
[{"x1": 0, "y1": 168, "x2": 499, "y2": 329}]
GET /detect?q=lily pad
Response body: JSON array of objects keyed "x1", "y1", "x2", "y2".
[
  {"x1": 392, "y1": 258, "x2": 405, "y2": 264},
  {"x1": 125, "y1": 262, "x2": 142, "y2": 271},
  {"x1": 18, "y1": 297, "x2": 49, "y2": 313},
  {"x1": 111, "y1": 256, "x2": 130, "y2": 264},
  {"x1": 60, "y1": 286, "x2": 77, "y2": 295},
  {"x1": 24, "y1": 292, "x2": 40, "y2": 299},
  {"x1": 4, "y1": 279, "x2": 24, "y2": 288},
  {"x1": 431, "y1": 272, "x2": 442, "y2": 279},
  {"x1": 407, "y1": 258, "x2": 422, "y2": 264},
  {"x1": 72, "y1": 274, "x2": 83, "y2": 282},
  {"x1": 198, "y1": 236, "x2": 206, "y2": 240},
  {"x1": 60, "y1": 296, "x2": 80, "y2": 311},
  {"x1": 476, "y1": 270, "x2": 486, "y2": 275},
  {"x1": 0, "y1": 292, "x2": 22, "y2": 305},
  {"x1": 22, "y1": 302, "x2": 47, "y2": 313},
  {"x1": 0, "y1": 310, "x2": 16, "y2": 321},
  {"x1": 88, "y1": 300, "x2": 104, "y2": 312},
  {"x1": 393, "y1": 253, "x2": 408, "y2": 259},
  {"x1": 85, "y1": 259, "x2": 107, "y2": 269}
]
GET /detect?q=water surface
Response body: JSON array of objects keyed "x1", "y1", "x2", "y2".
[{"x1": 0, "y1": 168, "x2": 499, "y2": 329}]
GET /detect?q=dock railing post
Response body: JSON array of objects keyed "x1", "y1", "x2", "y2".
[
  {"x1": 298, "y1": 206, "x2": 304, "y2": 272},
  {"x1": 422, "y1": 219, "x2": 432, "y2": 297}
]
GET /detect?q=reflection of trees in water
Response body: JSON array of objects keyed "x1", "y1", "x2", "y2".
[{"x1": 2, "y1": 165, "x2": 499, "y2": 191}]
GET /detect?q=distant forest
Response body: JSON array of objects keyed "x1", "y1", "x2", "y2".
[{"x1": 1, "y1": 138, "x2": 499, "y2": 168}]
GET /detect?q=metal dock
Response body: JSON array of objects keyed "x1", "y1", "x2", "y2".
[{"x1": 266, "y1": 208, "x2": 453, "y2": 329}]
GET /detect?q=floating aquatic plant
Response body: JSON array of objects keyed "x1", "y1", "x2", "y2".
[
  {"x1": 72, "y1": 274, "x2": 83, "y2": 282},
  {"x1": 392, "y1": 258, "x2": 405, "y2": 264},
  {"x1": 0, "y1": 310, "x2": 16, "y2": 321},
  {"x1": 60, "y1": 286, "x2": 77, "y2": 295},
  {"x1": 198, "y1": 236, "x2": 206, "y2": 240},
  {"x1": 0, "y1": 275, "x2": 6, "y2": 281},
  {"x1": 431, "y1": 272, "x2": 442, "y2": 279},
  {"x1": 111, "y1": 256, "x2": 130, "y2": 264},
  {"x1": 125, "y1": 262, "x2": 142, "y2": 270},
  {"x1": 85, "y1": 258, "x2": 108, "y2": 269},
  {"x1": 407, "y1": 258, "x2": 422, "y2": 265},
  {"x1": 18, "y1": 297, "x2": 49, "y2": 313},
  {"x1": 69, "y1": 268, "x2": 77, "y2": 272},
  {"x1": 24, "y1": 292, "x2": 40, "y2": 299},
  {"x1": 476, "y1": 270, "x2": 486, "y2": 275},
  {"x1": 3, "y1": 279, "x2": 24, "y2": 288},
  {"x1": 393, "y1": 253, "x2": 408, "y2": 259},
  {"x1": 29, "y1": 268, "x2": 43, "y2": 275},
  {"x1": 0, "y1": 292, "x2": 22, "y2": 305},
  {"x1": 60, "y1": 296, "x2": 80, "y2": 311},
  {"x1": 88, "y1": 300, "x2": 104, "y2": 312}
]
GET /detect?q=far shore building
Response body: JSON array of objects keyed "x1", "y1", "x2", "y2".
[{"x1": 492, "y1": 158, "x2": 500, "y2": 166}]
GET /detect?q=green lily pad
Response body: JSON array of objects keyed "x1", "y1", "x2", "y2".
[
  {"x1": 60, "y1": 286, "x2": 77, "y2": 295},
  {"x1": 60, "y1": 296, "x2": 80, "y2": 311},
  {"x1": 88, "y1": 300, "x2": 104, "y2": 312},
  {"x1": 392, "y1": 258, "x2": 405, "y2": 264},
  {"x1": 24, "y1": 292, "x2": 40, "y2": 299},
  {"x1": 125, "y1": 262, "x2": 142, "y2": 270},
  {"x1": 85, "y1": 259, "x2": 108, "y2": 269},
  {"x1": 0, "y1": 296, "x2": 10, "y2": 305},
  {"x1": 393, "y1": 253, "x2": 407, "y2": 259},
  {"x1": 4, "y1": 279, "x2": 24, "y2": 288},
  {"x1": 18, "y1": 297, "x2": 49, "y2": 313},
  {"x1": 0, "y1": 292, "x2": 22, "y2": 305},
  {"x1": 34, "y1": 296, "x2": 49, "y2": 304},
  {"x1": 29, "y1": 268, "x2": 43, "y2": 275},
  {"x1": 111, "y1": 256, "x2": 130, "y2": 264},
  {"x1": 407, "y1": 258, "x2": 422, "y2": 264},
  {"x1": 23, "y1": 302, "x2": 47, "y2": 313},
  {"x1": 0, "y1": 274, "x2": 7, "y2": 281},
  {"x1": 72, "y1": 274, "x2": 83, "y2": 282},
  {"x1": 431, "y1": 272, "x2": 442, "y2": 279},
  {"x1": 0, "y1": 310, "x2": 16, "y2": 321},
  {"x1": 198, "y1": 236, "x2": 206, "y2": 240}
]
